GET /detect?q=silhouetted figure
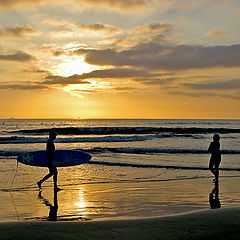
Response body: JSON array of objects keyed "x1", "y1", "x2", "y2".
[
  {"x1": 38, "y1": 190, "x2": 58, "y2": 221},
  {"x1": 37, "y1": 130, "x2": 61, "y2": 192},
  {"x1": 208, "y1": 134, "x2": 221, "y2": 182},
  {"x1": 209, "y1": 180, "x2": 221, "y2": 209}
]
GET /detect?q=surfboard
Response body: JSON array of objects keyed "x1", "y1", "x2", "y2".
[{"x1": 17, "y1": 150, "x2": 92, "y2": 167}]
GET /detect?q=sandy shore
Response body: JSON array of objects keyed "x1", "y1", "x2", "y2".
[{"x1": 1, "y1": 207, "x2": 240, "y2": 240}]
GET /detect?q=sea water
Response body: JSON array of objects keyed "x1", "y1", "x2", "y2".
[{"x1": 0, "y1": 119, "x2": 240, "y2": 221}]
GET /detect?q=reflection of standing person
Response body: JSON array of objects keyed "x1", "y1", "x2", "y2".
[
  {"x1": 209, "y1": 180, "x2": 221, "y2": 209},
  {"x1": 37, "y1": 130, "x2": 61, "y2": 192},
  {"x1": 208, "y1": 134, "x2": 221, "y2": 182}
]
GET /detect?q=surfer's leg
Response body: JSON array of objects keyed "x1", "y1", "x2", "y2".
[
  {"x1": 37, "y1": 168, "x2": 54, "y2": 189},
  {"x1": 52, "y1": 168, "x2": 61, "y2": 192},
  {"x1": 53, "y1": 168, "x2": 58, "y2": 188},
  {"x1": 38, "y1": 173, "x2": 53, "y2": 187}
]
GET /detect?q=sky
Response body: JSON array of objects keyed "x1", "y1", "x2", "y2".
[{"x1": 0, "y1": 0, "x2": 240, "y2": 119}]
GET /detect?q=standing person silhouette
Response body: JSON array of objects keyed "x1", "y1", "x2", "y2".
[
  {"x1": 208, "y1": 134, "x2": 221, "y2": 182},
  {"x1": 37, "y1": 130, "x2": 61, "y2": 192}
]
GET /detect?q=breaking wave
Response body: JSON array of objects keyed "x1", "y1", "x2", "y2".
[{"x1": 12, "y1": 126, "x2": 240, "y2": 135}]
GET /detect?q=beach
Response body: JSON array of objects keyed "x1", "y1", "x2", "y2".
[
  {"x1": 1, "y1": 168, "x2": 240, "y2": 222},
  {"x1": 1, "y1": 175, "x2": 240, "y2": 239},
  {"x1": 1, "y1": 207, "x2": 240, "y2": 240},
  {"x1": 1, "y1": 0, "x2": 239, "y2": 236},
  {"x1": 0, "y1": 119, "x2": 240, "y2": 238}
]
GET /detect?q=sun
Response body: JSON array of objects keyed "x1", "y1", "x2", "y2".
[{"x1": 52, "y1": 56, "x2": 99, "y2": 77}]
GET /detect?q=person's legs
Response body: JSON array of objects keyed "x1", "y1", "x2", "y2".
[
  {"x1": 38, "y1": 167, "x2": 61, "y2": 191},
  {"x1": 37, "y1": 167, "x2": 57, "y2": 189},
  {"x1": 209, "y1": 159, "x2": 216, "y2": 178},
  {"x1": 214, "y1": 160, "x2": 221, "y2": 181},
  {"x1": 37, "y1": 173, "x2": 53, "y2": 189},
  {"x1": 52, "y1": 167, "x2": 61, "y2": 192},
  {"x1": 52, "y1": 167, "x2": 58, "y2": 189}
]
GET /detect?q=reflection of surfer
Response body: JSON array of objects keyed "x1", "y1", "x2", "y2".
[
  {"x1": 37, "y1": 130, "x2": 61, "y2": 192},
  {"x1": 209, "y1": 180, "x2": 221, "y2": 209},
  {"x1": 208, "y1": 134, "x2": 221, "y2": 182},
  {"x1": 38, "y1": 190, "x2": 58, "y2": 221}
]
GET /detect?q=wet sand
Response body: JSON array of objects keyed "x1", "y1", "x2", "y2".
[
  {"x1": 1, "y1": 207, "x2": 240, "y2": 240},
  {"x1": 1, "y1": 169, "x2": 240, "y2": 239},
  {"x1": 1, "y1": 174, "x2": 240, "y2": 221},
  {"x1": 0, "y1": 176, "x2": 221, "y2": 222}
]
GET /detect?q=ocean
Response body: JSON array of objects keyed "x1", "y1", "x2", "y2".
[{"x1": 0, "y1": 119, "x2": 240, "y2": 221}]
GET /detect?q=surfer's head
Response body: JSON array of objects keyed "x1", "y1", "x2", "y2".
[
  {"x1": 213, "y1": 133, "x2": 220, "y2": 142},
  {"x1": 49, "y1": 130, "x2": 57, "y2": 140}
]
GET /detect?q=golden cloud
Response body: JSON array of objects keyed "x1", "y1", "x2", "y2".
[
  {"x1": 0, "y1": 0, "x2": 148, "y2": 11},
  {"x1": 0, "y1": 24, "x2": 40, "y2": 38}
]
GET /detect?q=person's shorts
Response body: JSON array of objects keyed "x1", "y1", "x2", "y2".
[{"x1": 209, "y1": 155, "x2": 221, "y2": 167}]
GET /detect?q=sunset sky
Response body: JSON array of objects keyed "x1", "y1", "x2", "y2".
[{"x1": 0, "y1": 0, "x2": 240, "y2": 119}]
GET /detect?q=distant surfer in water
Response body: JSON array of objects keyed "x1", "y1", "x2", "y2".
[
  {"x1": 208, "y1": 134, "x2": 221, "y2": 182},
  {"x1": 37, "y1": 130, "x2": 61, "y2": 192}
]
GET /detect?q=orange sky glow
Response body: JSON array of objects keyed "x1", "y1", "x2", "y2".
[{"x1": 0, "y1": 0, "x2": 240, "y2": 119}]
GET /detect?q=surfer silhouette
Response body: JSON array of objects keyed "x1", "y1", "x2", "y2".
[
  {"x1": 37, "y1": 130, "x2": 61, "y2": 192},
  {"x1": 208, "y1": 134, "x2": 221, "y2": 182}
]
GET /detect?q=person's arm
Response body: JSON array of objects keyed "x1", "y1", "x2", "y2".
[{"x1": 208, "y1": 142, "x2": 213, "y2": 154}]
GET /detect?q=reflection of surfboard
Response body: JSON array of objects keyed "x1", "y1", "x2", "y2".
[{"x1": 17, "y1": 150, "x2": 92, "y2": 167}]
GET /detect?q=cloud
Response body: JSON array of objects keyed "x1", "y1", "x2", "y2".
[
  {"x1": 0, "y1": 83, "x2": 48, "y2": 90},
  {"x1": 44, "y1": 17, "x2": 121, "y2": 35},
  {"x1": 43, "y1": 74, "x2": 91, "y2": 85},
  {"x1": 77, "y1": 23, "x2": 121, "y2": 33},
  {"x1": 168, "y1": 90, "x2": 214, "y2": 97},
  {"x1": 42, "y1": 68, "x2": 175, "y2": 86},
  {"x1": 168, "y1": 89, "x2": 240, "y2": 100},
  {"x1": 183, "y1": 79, "x2": 240, "y2": 90},
  {"x1": 0, "y1": 24, "x2": 39, "y2": 39},
  {"x1": 131, "y1": 23, "x2": 174, "y2": 34},
  {"x1": 42, "y1": 68, "x2": 150, "y2": 85},
  {"x1": 22, "y1": 67, "x2": 50, "y2": 74},
  {"x1": 0, "y1": 0, "x2": 148, "y2": 12},
  {"x1": 205, "y1": 29, "x2": 227, "y2": 39},
  {"x1": 72, "y1": 42, "x2": 240, "y2": 70},
  {"x1": 0, "y1": 51, "x2": 35, "y2": 62},
  {"x1": 78, "y1": 68, "x2": 154, "y2": 79}
]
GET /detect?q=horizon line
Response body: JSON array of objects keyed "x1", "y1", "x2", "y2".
[{"x1": 0, "y1": 118, "x2": 240, "y2": 120}]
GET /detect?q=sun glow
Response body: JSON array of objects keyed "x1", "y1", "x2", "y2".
[
  {"x1": 52, "y1": 56, "x2": 99, "y2": 77},
  {"x1": 61, "y1": 80, "x2": 112, "y2": 98}
]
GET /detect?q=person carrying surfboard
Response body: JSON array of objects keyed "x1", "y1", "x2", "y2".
[{"x1": 37, "y1": 130, "x2": 61, "y2": 192}]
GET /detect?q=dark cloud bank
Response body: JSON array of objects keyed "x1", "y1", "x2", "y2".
[
  {"x1": 0, "y1": 51, "x2": 35, "y2": 62},
  {"x1": 72, "y1": 42, "x2": 240, "y2": 70}
]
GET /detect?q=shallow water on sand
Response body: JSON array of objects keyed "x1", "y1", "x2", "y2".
[{"x1": 1, "y1": 158, "x2": 240, "y2": 222}]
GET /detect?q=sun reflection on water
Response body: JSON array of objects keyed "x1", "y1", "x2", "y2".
[{"x1": 74, "y1": 189, "x2": 87, "y2": 213}]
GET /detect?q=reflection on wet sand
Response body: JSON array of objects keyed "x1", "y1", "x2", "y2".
[
  {"x1": 74, "y1": 189, "x2": 87, "y2": 211},
  {"x1": 38, "y1": 191, "x2": 58, "y2": 221},
  {"x1": 38, "y1": 189, "x2": 90, "y2": 221},
  {"x1": 209, "y1": 180, "x2": 221, "y2": 209},
  {"x1": 4, "y1": 177, "x2": 238, "y2": 222}
]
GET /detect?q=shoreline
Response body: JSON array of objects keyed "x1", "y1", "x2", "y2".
[{"x1": 1, "y1": 207, "x2": 240, "y2": 239}]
